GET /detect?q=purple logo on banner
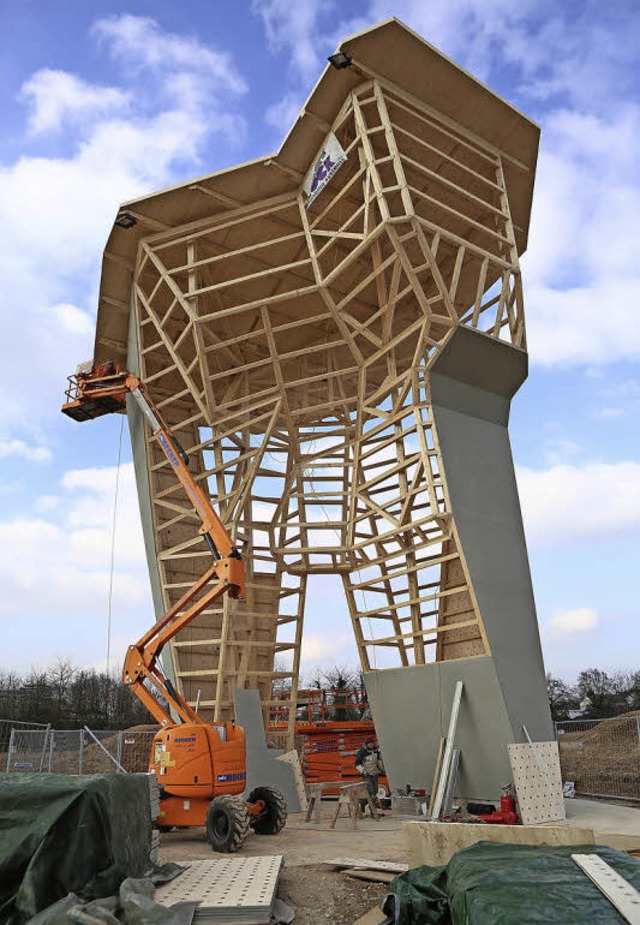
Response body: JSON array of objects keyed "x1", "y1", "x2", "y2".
[{"x1": 303, "y1": 132, "x2": 347, "y2": 207}]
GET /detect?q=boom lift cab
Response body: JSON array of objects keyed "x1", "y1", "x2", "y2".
[{"x1": 62, "y1": 361, "x2": 287, "y2": 852}]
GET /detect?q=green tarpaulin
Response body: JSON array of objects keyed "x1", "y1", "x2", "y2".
[
  {"x1": 0, "y1": 773, "x2": 156, "y2": 923},
  {"x1": 383, "y1": 842, "x2": 640, "y2": 924}
]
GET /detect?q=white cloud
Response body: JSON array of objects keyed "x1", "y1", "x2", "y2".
[
  {"x1": 300, "y1": 631, "x2": 359, "y2": 678},
  {"x1": 53, "y1": 303, "x2": 95, "y2": 337},
  {"x1": 0, "y1": 438, "x2": 51, "y2": 463},
  {"x1": 251, "y1": 0, "x2": 326, "y2": 82},
  {"x1": 0, "y1": 462, "x2": 151, "y2": 668},
  {"x1": 21, "y1": 69, "x2": 130, "y2": 135},
  {"x1": 518, "y1": 461, "x2": 640, "y2": 546},
  {"x1": 545, "y1": 607, "x2": 599, "y2": 638},
  {"x1": 0, "y1": 14, "x2": 248, "y2": 440},
  {"x1": 543, "y1": 437, "x2": 582, "y2": 467},
  {"x1": 523, "y1": 105, "x2": 640, "y2": 366},
  {"x1": 93, "y1": 14, "x2": 248, "y2": 94},
  {"x1": 265, "y1": 92, "x2": 304, "y2": 133},
  {"x1": 593, "y1": 379, "x2": 640, "y2": 420}
]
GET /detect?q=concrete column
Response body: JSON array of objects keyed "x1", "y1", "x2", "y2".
[{"x1": 365, "y1": 328, "x2": 552, "y2": 800}]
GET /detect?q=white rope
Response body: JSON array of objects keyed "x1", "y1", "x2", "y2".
[{"x1": 106, "y1": 416, "x2": 125, "y2": 678}]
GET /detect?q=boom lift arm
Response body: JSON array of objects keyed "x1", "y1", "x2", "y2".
[{"x1": 62, "y1": 362, "x2": 245, "y2": 728}]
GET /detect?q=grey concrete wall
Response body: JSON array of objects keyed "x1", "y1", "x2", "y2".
[
  {"x1": 234, "y1": 688, "x2": 302, "y2": 812},
  {"x1": 364, "y1": 657, "x2": 514, "y2": 801},
  {"x1": 429, "y1": 328, "x2": 553, "y2": 745},
  {"x1": 364, "y1": 328, "x2": 552, "y2": 801}
]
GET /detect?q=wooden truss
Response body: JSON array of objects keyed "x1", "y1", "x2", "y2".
[{"x1": 131, "y1": 77, "x2": 526, "y2": 742}]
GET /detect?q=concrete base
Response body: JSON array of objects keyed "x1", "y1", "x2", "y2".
[
  {"x1": 566, "y1": 797, "x2": 640, "y2": 848},
  {"x1": 404, "y1": 819, "x2": 595, "y2": 867}
]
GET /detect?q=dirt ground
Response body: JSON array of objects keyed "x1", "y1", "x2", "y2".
[
  {"x1": 158, "y1": 797, "x2": 640, "y2": 922},
  {"x1": 277, "y1": 865, "x2": 387, "y2": 925},
  {"x1": 159, "y1": 805, "x2": 409, "y2": 924}
]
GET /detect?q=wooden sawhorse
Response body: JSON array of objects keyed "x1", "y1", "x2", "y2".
[
  {"x1": 330, "y1": 782, "x2": 380, "y2": 830},
  {"x1": 305, "y1": 780, "x2": 344, "y2": 823}
]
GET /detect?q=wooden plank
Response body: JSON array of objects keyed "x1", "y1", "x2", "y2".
[
  {"x1": 430, "y1": 681, "x2": 463, "y2": 820},
  {"x1": 427, "y1": 737, "x2": 445, "y2": 818},
  {"x1": 346, "y1": 870, "x2": 396, "y2": 884},
  {"x1": 350, "y1": 907, "x2": 387, "y2": 925},
  {"x1": 325, "y1": 858, "x2": 409, "y2": 874},
  {"x1": 572, "y1": 854, "x2": 640, "y2": 925}
]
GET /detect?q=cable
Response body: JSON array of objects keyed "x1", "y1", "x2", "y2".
[{"x1": 106, "y1": 415, "x2": 125, "y2": 679}]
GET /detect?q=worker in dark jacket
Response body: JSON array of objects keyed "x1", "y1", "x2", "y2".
[{"x1": 355, "y1": 738, "x2": 383, "y2": 814}]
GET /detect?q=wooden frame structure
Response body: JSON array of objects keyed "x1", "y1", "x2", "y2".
[{"x1": 93, "y1": 20, "x2": 540, "y2": 746}]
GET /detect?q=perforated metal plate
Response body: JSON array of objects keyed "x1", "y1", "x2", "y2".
[{"x1": 155, "y1": 856, "x2": 283, "y2": 922}]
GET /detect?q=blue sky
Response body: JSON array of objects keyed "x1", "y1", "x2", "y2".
[{"x1": 0, "y1": 0, "x2": 638, "y2": 683}]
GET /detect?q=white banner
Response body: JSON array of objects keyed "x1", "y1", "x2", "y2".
[{"x1": 303, "y1": 132, "x2": 347, "y2": 208}]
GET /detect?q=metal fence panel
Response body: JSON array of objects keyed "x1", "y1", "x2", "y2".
[
  {"x1": 1, "y1": 719, "x2": 48, "y2": 772},
  {"x1": 4, "y1": 726, "x2": 156, "y2": 775},
  {"x1": 556, "y1": 716, "x2": 640, "y2": 802}
]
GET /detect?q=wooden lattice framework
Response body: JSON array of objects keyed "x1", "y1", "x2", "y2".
[{"x1": 94, "y1": 20, "x2": 539, "y2": 745}]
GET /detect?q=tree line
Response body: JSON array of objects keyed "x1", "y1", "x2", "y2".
[
  {"x1": 547, "y1": 668, "x2": 640, "y2": 721},
  {"x1": 0, "y1": 659, "x2": 153, "y2": 730},
  {"x1": 1, "y1": 659, "x2": 638, "y2": 729}
]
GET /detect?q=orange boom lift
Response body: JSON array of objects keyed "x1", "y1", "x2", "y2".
[{"x1": 62, "y1": 360, "x2": 287, "y2": 852}]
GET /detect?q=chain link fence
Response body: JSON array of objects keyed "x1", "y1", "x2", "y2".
[
  {"x1": 1, "y1": 718, "x2": 49, "y2": 772},
  {"x1": 4, "y1": 726, "x2": 156, "y2": 775},
  {"x1": 556, "y1": 714, "x2": 640, "y2": 802}
]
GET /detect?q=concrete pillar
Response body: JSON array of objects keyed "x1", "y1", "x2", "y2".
[{"x1": 365, "y1": 328, "x2": 552, "y2": 800}]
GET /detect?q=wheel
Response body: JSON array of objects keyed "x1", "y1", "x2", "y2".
[
  {"x1": 377, "y1": 784, "x2": 389, "y2": 800},
  {"x1": 205, "y1": 794, "x2": 250, "y2": 853},
  {"x1": 247, "y1": 786, "x2": 287, "y2": 835}
]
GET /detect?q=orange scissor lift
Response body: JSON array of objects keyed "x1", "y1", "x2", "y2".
[{"x1": 270, "y1": 688, "x2": 389, "y2": 797}]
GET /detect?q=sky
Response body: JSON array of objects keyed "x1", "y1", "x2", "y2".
[{"x1": 0, "y1": 0, "x2": 638, "y2": 685}]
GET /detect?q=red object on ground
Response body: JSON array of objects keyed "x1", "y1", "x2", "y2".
[{"x1": 478, "y1": 793, "x2": 519, "y2": 825}]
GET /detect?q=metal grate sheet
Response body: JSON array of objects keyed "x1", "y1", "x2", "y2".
[{"x1": 155, "y1": 856, "x2": 283, "y2": 923}]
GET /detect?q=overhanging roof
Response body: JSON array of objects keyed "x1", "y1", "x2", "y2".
[{"x1": 94, "y1": 17, "x2": 539, "y2": 365}]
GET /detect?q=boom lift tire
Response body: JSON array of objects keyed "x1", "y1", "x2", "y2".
[
  {"x1": 247, "y1": 786, "x2": 287, "y2": 835},
  {"x1": 206, "y1": 794, "x2": 251, "y2": 853}
]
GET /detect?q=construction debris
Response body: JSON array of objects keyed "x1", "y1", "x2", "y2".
[
  {"x1": 345, "y1": 871, "x2": 396, "y2": 885},
  {"x1": 324, "y1": 859, "x2": 409, "y2": 874}
]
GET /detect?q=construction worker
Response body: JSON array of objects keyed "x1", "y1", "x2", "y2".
[{"x1": 355, "y1": 738, "x2": 383, "y2": 815}]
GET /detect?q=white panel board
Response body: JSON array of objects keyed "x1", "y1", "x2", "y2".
[
  {"x1": 508, "y1": 741, "x2": 564, "y2": 824},
  {"x1": 155, "y1": 856, "x2": 283, "y2": 923}
]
